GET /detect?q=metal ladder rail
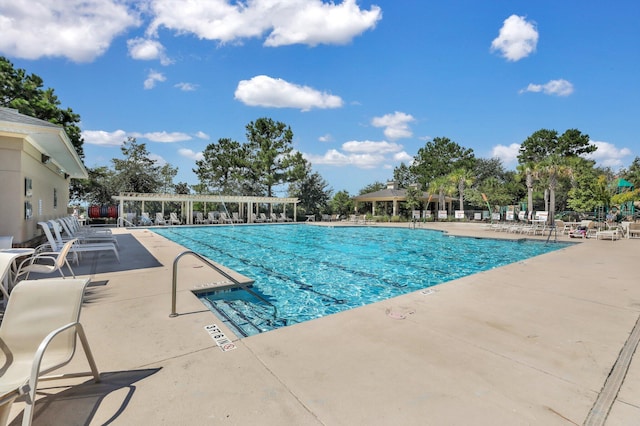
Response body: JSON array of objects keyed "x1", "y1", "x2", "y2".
[{"x1": 170, "y1": 250, "x2": 278, "y2": 321}]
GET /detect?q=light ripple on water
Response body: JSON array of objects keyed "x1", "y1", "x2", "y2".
[{"x1": 154, "y1": 225, "x2": 569, "y2": 336}]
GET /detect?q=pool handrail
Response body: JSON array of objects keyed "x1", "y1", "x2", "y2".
[{"x1": 171, "y1": 250, "x2": 278, "y2": 322}]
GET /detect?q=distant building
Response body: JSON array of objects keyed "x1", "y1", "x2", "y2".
[
  {"x1": 353, "y1": 181, "x2": 453, "y2": 217},
  {"x1": 0, "y1": 107, "x2": 87, "y2": 245}
]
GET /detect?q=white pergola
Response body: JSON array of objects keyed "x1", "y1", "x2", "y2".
[{"x1": 112, "y1": 192, "x2": 299, "y2": 225}]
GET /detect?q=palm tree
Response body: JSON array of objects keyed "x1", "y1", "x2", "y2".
[
  {"x1": 449, "y1": 168, "x2": 474, "y2": 212},
  {"x1": 536, "y1": 155, "x2": 573, "y2": 225},
  {"x1": 429, "y1": 176, "x2": 455, "y2": 219}
]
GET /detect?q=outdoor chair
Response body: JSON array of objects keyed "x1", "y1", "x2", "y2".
[
  {"x1": 232, "y1": 212, "x2": 243, "y2": 223},
  {"x1": 169, "y1": 212, "x2": 182, "y2": 225},
  {"x1": 139, "y1": 212, "x2": 153, "y2": 226},
  {"x1": 155, "y1": 213, "x2": 167, "y2": 225},
  {"x1": 207, "y1": 212, "x2": 218, "y2": 224},
  {"x1": 195, "y1": 212, "x2": 206, "y2": 224},
  {"x1": 0, "y1": 277, "x2": 100, "y2": 426},
  {"x1": 14, "y1": 239, "x2": 77, "y2": 282},
  {"x1": 57, "y1": 218, "x2": 118, "y2": 247},
  {"x1": 38, "y1": 222, "x2": 119, "y2": 263},
  {"x1": 219, "y1": 213, "x2": 233, "y2": 224}
]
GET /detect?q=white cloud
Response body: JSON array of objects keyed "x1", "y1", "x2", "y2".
[
  {"x1": 148, "y1": 153, "x2": 167, "y2": 166},
  {"x1": 318, "y1": 134, "x2": 333, "y2": 142},
  {"x1": 0, "y1": 0, "x2": 139, "y2": 62},
  {"x1": 587, "y1": 140, "x2": 633, "y2": 168},
  {"x1": 371, "y1": 111, "x2": 415, "y2": 140},
  {"x1": 304, "y1": 150, "x2": 384, "y2": 169},
  {"x1": 178, "y1": 148, "x2": 204, "y2": 161},
  {"x1": 144, "y1": 70, "x2": 166, "y2": 89},
  {"x1": 82, "y1": 129, "x2": 128, "y2": 146},
  {"x1": 147, "y1": 0, "x2": 381, "y2": 47},
  {"x1": 132, "y1": 131, "x2": 192, "y2": 143},
  {"x1": 393, "y1": 151, "x2": 413, "y2": 163},
  {"x1": 175, "y1": 82, "x2": 198, "y2": 91},
  {"x1": 491, "y1": 143, "x2": 520, "y2": 166},
  {"x1": 491, "y1": 15, "x2": 538, "y2": 61},
  {"x1": 304, "y1": 139, "x2": 404, "y2": 169},
  {"x1": 127, "y1": 37, "x2": 172, "y2": 65},
  {"x1": 234, "y1": 75, "x2": 343, "y2": 111},
  {"x1": 342, "y1": 140, "x2": 403, "y2": 154},
  {"x1": 195, "y1": 131, "x2": 210, "y2": 140},
  {"x1": 520, "y1": 79, "x2": 574, "y2": 97}
]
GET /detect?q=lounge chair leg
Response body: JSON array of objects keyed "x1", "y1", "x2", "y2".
[{"x1": 76, "y1": 324, "x2": 101, "y2": 383}]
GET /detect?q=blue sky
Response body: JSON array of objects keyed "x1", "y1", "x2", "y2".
[{"x1": 1, "y1": 0, "x2": 638, "y2": 196}]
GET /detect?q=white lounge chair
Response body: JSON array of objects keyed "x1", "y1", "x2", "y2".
[
  {"x1": 219, "y1": 212, "x2": 234, "y2": 224},
  {"x1": 260, "y1": 213, "x2": 271, "y2": 222},
  {"x1": 66, "y1": 216, "x2": 112, "y2": 236},
  {"x1": 232, "y1": 212, "x2": 243, "y2": 223},
  {"x1": 195, "y1": 212, "x2": 206, "y2": 224},
  {"x1": 56, "y1": 218, "x2": 118, "y2": 247},
  {"x1": 169, "y1": 212, "x2": 182, "y2": 225},
  {"x1": 14, "y1": 239, "x2": 77, "y2": 282},
  {"x1": 279, "y1": 213, "x2": 293, "y2": 222},
  {"x1": 207, "y1": 212, "x2": 218, "y2": 224},
  {"x1": 0, "y1": 277, "x2": 100, "y2": 426},
  {"x1": 155, "y1": 213, "x2": 167, "y2": 225},
  {"x1": 139, "y1": 212, "x2": 153, "y2": 226},
  {"x1": 38, "y1": 222, "x2": 119, "y2": 263}
]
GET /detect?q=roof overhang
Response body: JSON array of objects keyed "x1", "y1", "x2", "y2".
[{"x1": 0, "y1": 120, "x2": 88, "y2": 179}]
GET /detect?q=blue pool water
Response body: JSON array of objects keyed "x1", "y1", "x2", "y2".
[{"x1": 153, "y1": 225, "x2": 569, "y2": 337}]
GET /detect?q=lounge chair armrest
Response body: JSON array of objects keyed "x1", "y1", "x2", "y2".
[
  {"x1": 16, "y1": 254, "x2": 56, "y2": 272},
  {"x1": 29, "y1": 322, "x2": 81, "y2": 391}
]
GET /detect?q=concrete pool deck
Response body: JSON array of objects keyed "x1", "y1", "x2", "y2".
[{"x1": 6, "y1": 222, "x2": 640, "y2": 425}]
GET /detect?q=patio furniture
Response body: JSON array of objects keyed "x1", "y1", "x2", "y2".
[
  {"x1": 155, "y1": 213, "x2": 167, "y2": 225},
  {"x1": 0, "y1": 237, "x2": 12, "y2": 249},
  {"x1": 628, "y1": 223, "x2": 640, "y2": 239},
  {"x1": 14, "y1": 238, "x2": 77, "y2": 282},
  {"x1": 38, "y1": 222, "x2": 119, "y2": 263},
  {"x1": 0, "y1": 277, "x2": 100, "y2": 426}
]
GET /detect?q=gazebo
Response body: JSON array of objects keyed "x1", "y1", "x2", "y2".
[{"x1": 353, "y1": 182, "x2": 454, "y2": 217}]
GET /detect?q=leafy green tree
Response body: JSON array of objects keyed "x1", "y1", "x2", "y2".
[
  {"x1": 429, "y1": 175, "x2": 455, "y2": 214},
  {"x1": 245, "y1": 118, "x2": 307, "y2": 197},
  {"x1": 620, "y1": 157, "x2": 640, "y2": 187},
  {"x1": 194, "y1": 138, "x2": 245, "y2": 194},
  {"x1": 70, "y1": 166, "x2": 117, "y2": 205},
  {"x1": 449, "y1": 168, "x2": 474, "y2": 211},
  {"x1": 288, "y1": 167, "x2": 332, "y2": 216},
  {"x1": 174, "y1": 182, "x2": 191, "y2": 194},
  {"x1": 473, "y1": 158, "x2": 508, "y2": 183},
  {"x1": 410, "y1": 137, "x2": 475, "y2": 190},
  {"x1": 393, "y1": 162, "x2": 414, "y2": 187},
  {"x1": 0, "y1": 56, "x2": 84, "y2": 159},
  {"x1": 358, "y1": 181, "x2": 385, "y2": 195},
  {"x1": 159, "y1": 163, "x2": 178, "y2": 193},
  {"x1": 111, "y1": 137, "x2": 162, "y2": 193},
  {"x1": 405, "y1": 185, "x2": 422, "y2": 214},
  {"x1": 518, "y1": 128, "x2": 596, "y2": 220},
  {"x1": 330, "y1": 190, "x2": 353, "y2": 217}
]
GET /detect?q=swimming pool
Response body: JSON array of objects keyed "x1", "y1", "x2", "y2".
[{"x1": 153, "y1": 225, "x2": 569, "y2": 337}]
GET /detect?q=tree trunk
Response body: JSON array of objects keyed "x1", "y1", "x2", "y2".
[{"x1": 526, "y1": 170, "x2": 533, "y2": 219}]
